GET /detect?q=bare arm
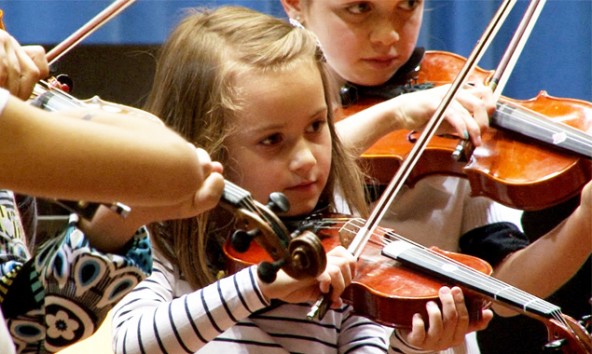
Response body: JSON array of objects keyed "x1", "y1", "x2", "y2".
[
  {"x1": 336, "y1": 84, "x2": 492, "y2": 155},
  {"x1": 0, "y1": 93, "x2": 215, "y2": 207},
  {"x1": 492, "y1": 180, "x2": 592, "y2": 316}
]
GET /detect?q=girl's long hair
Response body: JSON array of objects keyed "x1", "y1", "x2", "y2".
[{"x1": 146, "y1": 6, "x2": 368, "y2": 289}]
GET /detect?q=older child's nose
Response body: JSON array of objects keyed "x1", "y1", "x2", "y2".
[{"x1": 369, "y1": 19, "x2": 400, "y2": 46}]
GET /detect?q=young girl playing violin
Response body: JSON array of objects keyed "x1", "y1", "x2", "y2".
[
  {"x1": 0, "y1": 29, "x2": 225, "y2": 353},
  {"x1": 111, "y1": 6, "x2": 495, "y2": 354},
  {"x1": 280, "y1": 0, "x2": 592, "y2": 352}
]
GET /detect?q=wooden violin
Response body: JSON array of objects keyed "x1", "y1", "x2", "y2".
[
  {"x1": 336, "y1": 50, "x2": 592, "y2": 211},
  {"x1": 224, "y1": 213, "x2": 592, "y2": 353}
]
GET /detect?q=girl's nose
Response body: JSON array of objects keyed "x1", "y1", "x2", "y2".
[{"x1": 289, "y1": 139, "x2": 317, "y2": 174}]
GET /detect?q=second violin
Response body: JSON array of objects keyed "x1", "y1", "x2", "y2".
[{"x1": 337, "y1": 50, "x2": 592, "y2": 211}]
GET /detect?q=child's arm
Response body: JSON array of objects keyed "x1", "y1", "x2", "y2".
[
  {"x1": 0, "y1": 91, "x2": 219, "y2": 207},
  {"x1": 112, "y1": 246, "x2": 357, "y2": 353},
  {"x1": 336, "y1": 83, "x2": 492, "y2": 156},
  {"x1": 112, "y1": 252, "x2": 272, "y2": 353},
  {"x1": 490, "y1": 180, "x2": 591, "y2": 317}
]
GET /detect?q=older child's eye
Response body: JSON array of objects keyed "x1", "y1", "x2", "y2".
[
  {"x1": 260, "y1": 133, "x2": 283, "y2": 146},
  {"x1": 398, "y1": 0, "x2": 422, "y2": 11},
  {"x1": 346, "y1": 2, "x2": 372, "y2": 15}
]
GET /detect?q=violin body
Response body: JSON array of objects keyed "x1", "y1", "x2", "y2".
[
  {"x1": 224, "y1": 215, "x2": 493, "y2": 328},
  {"x1": 224, "y1": 214, "x2": 592, "y2": 353},
  {"x1": 337, "y1": 50, "x2": 592, "y2": 211},
  {"x1": 324, "y1": 223, "x2": 492, "y2": 328}
]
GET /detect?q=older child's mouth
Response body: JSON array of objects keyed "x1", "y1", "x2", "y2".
[{"x1": 363, "y1": 57, "x2": 398, "y2": 70}]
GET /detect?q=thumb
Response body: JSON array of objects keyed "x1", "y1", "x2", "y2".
[{"x1": 192, "y1": 172, "x2": 225, "y2": 213}]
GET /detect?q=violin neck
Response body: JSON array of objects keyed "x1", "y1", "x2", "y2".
[
  {"x1": 493, "y1": 101, "x2": 592, "y2": 159},
  {"x1": 30, "y1": 82, "x2": 84, "y2": 111},
  {"x1": 381, "y1": 240, "x2": 561, "y2": 321}
]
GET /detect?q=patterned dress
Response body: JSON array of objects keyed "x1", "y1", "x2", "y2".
[{"x1": 0, "y1": 190, "x2": 152, "y2": 353}]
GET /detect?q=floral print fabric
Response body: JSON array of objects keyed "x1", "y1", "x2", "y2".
[{"x1": 0, "y1": 190, "x2": 151, "y2": 353}]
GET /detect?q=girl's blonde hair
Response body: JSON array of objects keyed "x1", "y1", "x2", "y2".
[{"x1": 146, "y1": 6, "x2": 368, "y2": 289}]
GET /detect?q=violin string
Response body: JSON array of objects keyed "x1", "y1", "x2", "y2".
[
  {"x1": 331, "y1": 218, "x2": 563, "y2": 319},
  {"x1": 301, "y1": 218, "x2": 571, "y2": 328},
  {"x1": 224, "y1": 182, "x2": 261, "y2": 216},
  {"x1": 496, "y1": 101, "x2": 592, "y2": 157},
  {"x1": 502, "y1": 103, "x2": 592, "y2": 145},
  {"x1": 31, "y1": 81, "x2": 85, "y2": 111}
]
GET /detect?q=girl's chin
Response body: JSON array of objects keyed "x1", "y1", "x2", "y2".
[{"x1": 279, "y1": 199, "x2": 319, "y2": 218}]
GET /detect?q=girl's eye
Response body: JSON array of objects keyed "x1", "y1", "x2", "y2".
[
  {"x1": 306, "y1": 119, "x2": 327, "y2": 134},
  {"x1": 260, "y1": 133, "x2": 283, "y2": 146},
  {"x1": 346, "y1": 2, "x2": 372, "y2": 15}
]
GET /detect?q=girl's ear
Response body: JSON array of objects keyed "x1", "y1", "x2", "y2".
[{"x1": 280, "y1": 0, "x2": 303, "y2": 19}]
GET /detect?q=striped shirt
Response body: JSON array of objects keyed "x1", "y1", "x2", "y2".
[{"x1": 112, "y1": 248, "x2": 430, "y2": 354}]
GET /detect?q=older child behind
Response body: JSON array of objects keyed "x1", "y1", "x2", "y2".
[
  {"x1": 111, "y1": 6, "x2": 492, "y2": 354},
  {"x1": 280, "y1": 0, "x2": 592, "y2": 352}
]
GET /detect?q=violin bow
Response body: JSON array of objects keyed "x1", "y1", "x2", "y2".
[
  {"x1": 489, "y1": 0, "x2": 546, "y2": 98},
  {"x1": 46, "y1": 0, "x2": 137, "y2": 65},
  {"x1": 347, "y1": 0, "x2": 518, "y2": 260},
  {"x1": 307, "y1": 0, "x2": 519, "y2": 320}
]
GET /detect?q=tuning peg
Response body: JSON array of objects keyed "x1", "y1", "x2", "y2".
[
  {"x1": 257, "y1": 258, "x2": 286, "y2": 283},
  {"x1": 542, "y1": 339, "x2": 565, "y2": 353},
  {"x1": 230, "y1": 228, "x2": 260, "y2": 253},
  {"x1": 266, "y1": 192, "x2": 290, "y2": 214}
]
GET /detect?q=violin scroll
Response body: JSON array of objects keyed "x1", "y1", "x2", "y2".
[
  {"x1": 222, "y1": 181, "x2": 326, "y2": 283},
  {"x1": 542, "y1": 314, "x2": 592, "y2": 353}
]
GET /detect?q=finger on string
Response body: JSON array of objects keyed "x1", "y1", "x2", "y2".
[
  {"x1": 455, "y1": 91, "x2": 488, "y2": 145},
  {"x1": 441, "y1": 102, "x2": 471, "y2": 141},
  {"x1": 14, "y1": 47, "x2": 40, "y2": 99},
  {"x1": 425, "y1": 300, "x2": 444, "y2": 344},
  {"x1": 450, "y1": 286, "x2": 470, "y2": 344},
  {"x1": 4, "y1": 37, "x2": 21, "y2": 96}
]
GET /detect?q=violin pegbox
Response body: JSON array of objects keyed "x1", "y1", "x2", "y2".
[{"x1": 221, "y1": 181, "x2": 326, "y2": 283}]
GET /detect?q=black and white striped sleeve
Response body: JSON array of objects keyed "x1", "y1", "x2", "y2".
[{"x1": 111, "y1": 254, "x2": 269, "y2": 354}]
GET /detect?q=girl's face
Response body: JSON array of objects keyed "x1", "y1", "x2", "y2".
[
  {"x1": 293, "y1": 0, "x2": 423, "y2": 86},
  {"x1": 225, "y1": 60, "x2": 332, "y2": 217}
]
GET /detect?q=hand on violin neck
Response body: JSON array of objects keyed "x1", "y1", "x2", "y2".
[
  {"x1": 396, "y1": 286, "x2": 493, "y2": 352},
  {"x1": 257, "y1": 246, "x2": 355, "y2": 307},
  {"x1": 0, "y1": 30, "x2": 48, "y2": 100},
  {"x1": 437, "y1": 82, "x2": 493, "y2": 147},
  {"x1": 387, "y1": 83, "x2": 491, "y2": 147}
]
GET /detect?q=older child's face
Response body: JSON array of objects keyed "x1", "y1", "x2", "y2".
[
  {"x1": 225, "y1": 60, "x2": 332, "y2": 217},
  {"x1": 293, "y1": 0, "x2": 423, "y2": 86}
]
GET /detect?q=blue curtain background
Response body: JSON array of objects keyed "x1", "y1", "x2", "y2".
[{"x1": 2, "y1": 0, "x2": 590, "y2": 101}]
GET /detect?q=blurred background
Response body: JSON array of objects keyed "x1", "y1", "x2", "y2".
[
  {"x1": 3, "y1": 0, "x2": 590, "y2": 107},
  {"x1": 1, "y1": 1, "x2": 590, "y2": 353}
]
